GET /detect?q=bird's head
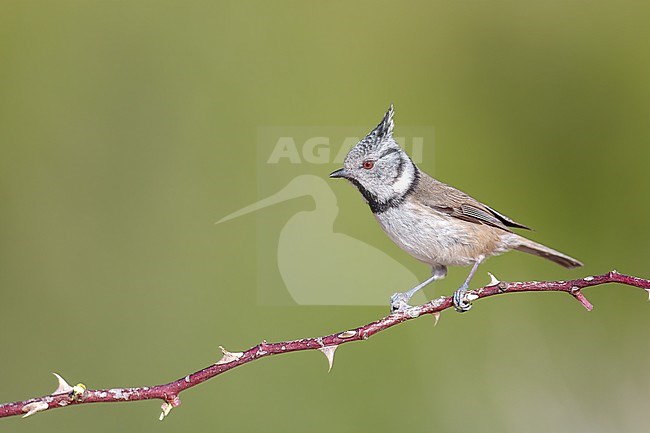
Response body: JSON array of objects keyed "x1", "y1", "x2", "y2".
[{"x1": 329, "y1": 105, "x2": 418, "y2": 210}]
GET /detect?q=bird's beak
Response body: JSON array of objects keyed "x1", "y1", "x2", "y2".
[{"x1": 329, "y1": 168, "x2": 348, "y2": 179}]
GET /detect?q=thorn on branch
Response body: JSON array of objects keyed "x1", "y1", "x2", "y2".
[
  {"x1": 216, "y1": 346, "x2": 243, "y2": 365},
  {"x1": 159, "y1": 395, "x2": 180, "y2": 421},
  {"x1": 487, "y1": 272, "x2": 500, "y2": 286},
  {"x1": 52, "y1": 373, "x2": 73, "y2": 395},
  {"x1": 22, "y1": 402, "x2": 48, "y2": 418},
  {"x1": 318, "y1": 346, "x2": 338, "y2": 372},
  {"x1": 51, "y1": 373, "x2": 86, "y2": 400},
  {"x1": 159, "y1": 402, "x2": 172, "y2": 421}
]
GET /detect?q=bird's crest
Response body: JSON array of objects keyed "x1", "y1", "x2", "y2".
[
  {"x1": 355, "y1": 104, "x2": 395, "y2": 153},
  {"x1": 374, "y1": 104, "x2": 394, "y2": 139}
]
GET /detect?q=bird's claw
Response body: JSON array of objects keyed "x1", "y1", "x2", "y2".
[
  {"x1": 452, "y1": 286, "x2": 472, "y2": 313},
  {"x1": 390, "y1": 292, "x2": 412, "y2": 313}
]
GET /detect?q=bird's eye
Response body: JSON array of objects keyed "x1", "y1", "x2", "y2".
[{"x1": 362, "y1": 160, "x2": 374, "y2": 170}]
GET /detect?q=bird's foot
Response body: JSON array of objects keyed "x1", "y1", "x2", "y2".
[
  {"x1": 390, "y1": 292, "x2": 413, "y2": 313},
  {"x1": 452, "y1": 285, "x2": 472, "y2": 313}
]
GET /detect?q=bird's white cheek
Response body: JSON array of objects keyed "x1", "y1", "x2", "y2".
[{"x1": 391, "y1": 162, "x2": 415, "y2": 197}]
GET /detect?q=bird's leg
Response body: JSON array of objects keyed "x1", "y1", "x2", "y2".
[
  {"x1": 452, "y1": 256, "x2": 484, "y2": 313},
  {"x1": 390, "y1": 276, "x2": 437, "y2": 313},
  {"x1": 390, "y1": 265, "x2": 447, "y2": 313}
]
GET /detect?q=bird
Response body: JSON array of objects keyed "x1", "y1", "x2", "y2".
[{"x1": 329, "y1": 105, "x2": 582, "y2": 313}]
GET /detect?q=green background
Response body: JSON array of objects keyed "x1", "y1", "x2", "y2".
[{"x1": 1, "y1": 1, "x2": 649, "y2": 432}]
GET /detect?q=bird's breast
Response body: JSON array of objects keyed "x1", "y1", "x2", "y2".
[{"x1": 373, "y1": 201, "x2": 504, "y2": 267}]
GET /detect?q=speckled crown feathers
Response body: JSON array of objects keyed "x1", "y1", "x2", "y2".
[{"x1": 353, "y1": 104, "x2": 395, "y2": 154}]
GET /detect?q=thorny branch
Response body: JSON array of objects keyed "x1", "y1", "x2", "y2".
[{"x1": 1, "y1": 270, "x2": 648, "y2": 421}]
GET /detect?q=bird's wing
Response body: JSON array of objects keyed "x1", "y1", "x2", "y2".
[{"x1": 416, "y1": 174, "x2": 531, "y2": 232}]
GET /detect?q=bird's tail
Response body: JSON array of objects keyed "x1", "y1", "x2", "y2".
[{"x1": 513, "y1": 236, "x2": 583, "y2": 269}]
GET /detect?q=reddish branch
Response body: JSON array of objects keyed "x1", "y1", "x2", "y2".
[{"x1": 1, "y1": 270, "x2": 648, "y2": 420}]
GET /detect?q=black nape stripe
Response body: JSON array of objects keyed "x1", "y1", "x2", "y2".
[{"x1": 402, "y1": 161, "x2": 420, "y2": 198}]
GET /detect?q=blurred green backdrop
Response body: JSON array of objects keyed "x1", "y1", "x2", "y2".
[{"x1": 1, "y1": 1, "x2": 649, "y2": 432}]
